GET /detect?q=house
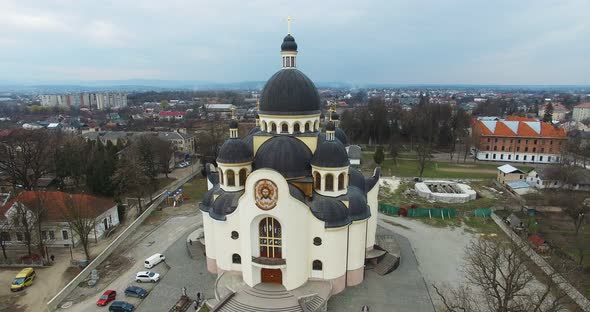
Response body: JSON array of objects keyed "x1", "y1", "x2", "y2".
[
  {"x1": 497, "y1": 164, "x2": 526, "y2": 185},
  {"x1": 0, "y1": 191, "x2": 120, "y2": 248},
  {"x1": 203, "y1": 104, "x2": 235, "y2": 119},
  {"x1": 572, "y1": 102, "x2": 590, "y2": 122},
  {"x1": 159, "y1": 111, "x2": 186, "y2": 121},
  {"x1": 472, "y1": 116, "x2": 567, "y2": 163},
  {"x1": 347, "y1": 145, "x2": 361, "y2": 165},
  {"x1": 527, "y1": 167, "x2": 590, "y2": 191},
  {"x1": 538, "y1": 103, "x2": 569, "y2": 122},
  {"x1": 81, "y1": 131, "x2": 195, "y2": 156}
]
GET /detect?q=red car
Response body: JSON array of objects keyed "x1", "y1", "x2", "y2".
[{"x1": 97, "y1": 290, "x2": 117, "y2": 306}]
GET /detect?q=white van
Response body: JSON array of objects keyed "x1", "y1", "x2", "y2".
[{"x1": 144, "y1": 253, "x2": 166, "y2": 269}]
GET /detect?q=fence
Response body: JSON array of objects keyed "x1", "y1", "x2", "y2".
[
  {"x1": 378, "y1": 203, "x2": 457, "y2": 219},
  {"x1": 474, "y1": 208, "x2": 492, "y2": 217},
  {"x1": 46, "y1": 171, "x2": 198, "y2": 311}
]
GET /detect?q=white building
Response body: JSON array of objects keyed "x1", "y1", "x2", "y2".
[
  {"x1": 200, "y1": 33, "x2": 383, "y2": 309},
  {"x1": 40, "y1": 93, "x2": 127, "y2": 110},
  {"x1": 0, "y1": 191, "x2": 120, "y2": 248},
  {"x1": 573, "y1": 102, "x2": 590, "y2": 122}
]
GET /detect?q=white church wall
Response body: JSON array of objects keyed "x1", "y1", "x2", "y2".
[
  {"x1": 239, "y1": 169, "x2": 311, "y2": 291},
  {"x1": 366, "y1": 183, "x2": 379, "y2": 250},
  {"x1": 212, "y1": 211, "x2": 242, "y2": 273},
  {"x1": 203, "y1": 212, "x2": 217, "y2": 273}
]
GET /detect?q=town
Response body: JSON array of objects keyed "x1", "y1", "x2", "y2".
[{"x1": 0, "y1": 1, "x2": 589, "y2": 312}]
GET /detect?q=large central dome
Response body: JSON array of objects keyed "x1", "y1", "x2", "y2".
[{"x1": 259, "y1": 69, "x2": 321, "y2": 116}]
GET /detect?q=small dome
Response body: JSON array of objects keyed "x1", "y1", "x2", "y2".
[
  {"x1": 349, "y1": 167, "x2": 366, "y2": 191},
  {"x1": 331, "y1": 112, "x2": 340, "y2": 121},
  {"x1": 209, "y1": 190, "x2": 243, "y2": 221},
  {"x1": 348, "y1": 186, "x2": 370, "y2": 221},
  {"x1": 335, "y1": 128, "x2": 349, "y2": 146},
  {"x1": 229, "y1": 120, "x2": 238, "y2": 129},
  {"x1": 217, "y1": 138, "x2": 253, "y2": 164},
  {"x1": 254, "y1": 136, "x2": 312, "y2": 178},
  {"x1": 311, "y1": 194, "x2": 351, "y2": 228},
  {"x1": 281, "y1": 34, "x2": 298, "y2": 51},
  {"x1": 326, "y1": 121, "x2": 336, "y2": 131},
  {"x1": 259, "y1": 69, "x2": 321, "y2": 116},
  {"x1": 312, "y1": 140, "x2": 349, "y2": 168}
]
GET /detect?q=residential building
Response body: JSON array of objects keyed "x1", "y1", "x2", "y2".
[
  {"x1": 472, "y1": 116, "x2": 567, "y2": 163},
  {"x1": 496, "y1": 164, "x2": 525, "y2": 185},
  {"x1": 538, "y1": 103, "x2": 569, "y2": 122},
  {"x1": 159, "y1": 111, "x2": 186, "y2": 121},
  {"x1": 40, "y1": 93, "x2": 127, "y2": 110},
  {"x1": 573, "y1": 102, "x2": 590, "y2": 122},
  {"x1": 0, "y1": 191, "x2": 120, "y2": 248},
  {"x1": 526, "y1": 167, "x2": 590, "y2": 191},
  {"x1": 81, "y1": 130, "x2": 195, "y2": 156},
  {"x1": 203, "y1": 104, "x2": 235, "y2": 119}
]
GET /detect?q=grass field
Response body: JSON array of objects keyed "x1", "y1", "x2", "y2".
[
  {"x1": 182, "y1": 176, "x2": 208, "y2": 202},
  {"x1": 362, "y1": 152, "x2": 532, "y2": 179}
]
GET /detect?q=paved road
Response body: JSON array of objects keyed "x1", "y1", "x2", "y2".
[
  {"x1": 328, "y1": 226, "x2": 436, "y2": 312},
  {"x1": 138, "y1": 228, "x2": 217, "y2": 312},
  {"x1": 64, "y1": 215, "x2": 201, "y2": 312}
]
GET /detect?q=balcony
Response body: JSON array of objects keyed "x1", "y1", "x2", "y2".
[{"x1": 252, "y1": 256, "x2": 286, "y2": 266}]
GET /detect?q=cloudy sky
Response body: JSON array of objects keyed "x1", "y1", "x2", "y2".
[{"x1": 1, "y1": 0, "x2": 589, "y2": 85}]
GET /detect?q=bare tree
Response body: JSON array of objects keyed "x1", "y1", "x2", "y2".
[
  {"x1": 0, "y1": 222, "x2": 12, "y2": 260},
  {"x1": 434, "y1": 238, "x2": 569, "y2": 312},
  {"x1": 61, "y1": 194, "x2": 96, "y2": 260},
  {"x1": 153, "y1": 138, "x2": 173, "y2": 178},
  {"x1": 0, "y1": 130, "x2": 58, "y2": 191},
  {"x1": 113, "y1": 150, "x2": 150, "y2": 216},
  {"x1": 416, "y1": 142, "x2": 432, "y2": 177},
  {"x1": 31, "y1": 192, "x2": 48, "y2": 259},
  {"x1": 195, "y1": 116, "x2": 227, "y2": 163},
  {"x1": 8, "y1": 202, "x2": 37, "y2": 256}
]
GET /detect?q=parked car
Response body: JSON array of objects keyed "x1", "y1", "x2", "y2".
[
  {"x1": 109, "y1": 301, "x2": 134, "y2": 312},
  {"x1": 135, "y1": 271, "x2": 160, "y2": 283},
  {"x1": 11, "y1": 268, "x2": 35, "y2": 292},
  {"x1": 124, "y1": 286, "x2": 148, "y2": 298},
  {"x1": 144, "y1": 253, "x2": 165, "y2": 269},
  {"x1": 96, "y1": 290, "x2": 117, "y2": 306}
]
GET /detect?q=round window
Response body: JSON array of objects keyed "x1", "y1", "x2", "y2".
[
  {"x1": 313, "y1": 237, "x2": 322, "y2": 246},
  {"x1": 231, "y1": 231, "x2": 239, "y2": 240}
]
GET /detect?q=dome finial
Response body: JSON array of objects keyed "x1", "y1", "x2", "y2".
[{"x1": 287, "y1": 16, "x2": 292, "y2": 35}]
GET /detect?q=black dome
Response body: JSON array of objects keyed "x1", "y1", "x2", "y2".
[
  {"x1": 312, "y1": 140, "x2": 349, "y2": 167},
  {"x1": 254, "y1": 136, "x2": 312, "y2": 178},
  {"x1": 311, "y1": 194, "x2": 351, "y2": 228},
  {"x1": 326, "y1": 121, "x2": 336, "y2": 131},
  {"x1": 217, "y1": 138, "x2": 253, "y2": 164},
  {"x1": 348, "y1": 186, "x2": 370, "y2": 221},
  {"x1": 248, "y1": 126, "x2": 261, "y2": 135},
  {"x1": 331, "y1": 112, "x2": 339, "y2": 120},
  {"x1": 349, "y1": 167, "x2": 366, "y2": 191},
  {"x1": 335, "y1": 128, "x2": 349, "y2": 146},
  {"x1": 281, "y1": 34, "x2": 297, "y2": 51},
  {"x1": 259, "y1": 69, "x2": 321, "y2": 116},
  {"x1": 229, "y1": 120, "x2": 238, "y2": 129}
]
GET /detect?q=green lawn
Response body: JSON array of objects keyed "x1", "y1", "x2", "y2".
[
  {"x1": 362, "y1": 153, "x2": 531, "y2": 179},
  {"x1": 182, "y1": 177, "x2": 208, "y2": 202}
]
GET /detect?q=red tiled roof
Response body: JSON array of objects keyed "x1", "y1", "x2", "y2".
[
  {"x1": 159, "y1": 111, "x2": 186, "y2": 116},
  {"x1": 504, "y1": 116, "x2": 535, "y2": 122},
  {"x1": 476, "y1": 117, "x2": 566, "y2": 138},
  {"x1": 0, "y1": 191, "x2": 116, "y2": 222},
  {"x1": 575, "y1": 102, "x2": 590, "y2": 109}
]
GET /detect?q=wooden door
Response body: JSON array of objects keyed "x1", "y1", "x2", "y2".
[{"x1": 261, "y1": 268, "x2": 282, "y2": 284}]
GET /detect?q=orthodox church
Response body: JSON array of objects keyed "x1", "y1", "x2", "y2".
[{"x1": 200, "y1": 30, "x2": 381, "y2": 309}]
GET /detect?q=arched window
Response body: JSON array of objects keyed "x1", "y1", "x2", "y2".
[
  {"x1": 262, "y1": 121, "x2": 267, "y2": 132},
  {"x1": 271, "y1": 122, "x2": 277, "y2": 133},
  {"x1": 305, "y1": 122, "x2": 310, "y2": 132},
  {"x1": 294, "y1": 123, "x2": 300, "y2": 133},
  {"x1": 312, "y1": 260, "x2": 322, "y2": 271},
  {"x1": 325, "y1": 174, "x2": 334, "y2": 191},
  {"x1": 281, "y1": 123, "x2": 288, "y2": 133},
  {"x1": 338, "y1": 173, "x2": 345, "y2": 190},
  {"x1": 239, "y1": 168, "x2": 247, "y2": 186},
  {"x1": 314, "y1": 171, "x2": 321, "y2": 190},
  {"x1": 232, "y1": 254, "x2": 241, "y2": 264},
  {"x1": 226, "y1": 169, "x2": 235, "y2": 186},
  {"x1": 219, "y1": 169, "x2": 224, "y2": 185},
  {"x1": 259, "y1": 217, "x2": 282, "y2": 258}
]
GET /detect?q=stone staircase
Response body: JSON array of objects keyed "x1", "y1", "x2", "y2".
[
  {"x1": 300, "y1": 295, "x2": 325, "y2": 312},
  {"x1": 374, "y1": 253, "x2": 400, "y2": 276},
  {"x1": 214, "y1": 284, "x2": 304, "y2": 312}
]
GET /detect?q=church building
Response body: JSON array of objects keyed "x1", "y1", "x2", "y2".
[{"x1": 200, "y1": 30, "x2": 381, "y2": 309}]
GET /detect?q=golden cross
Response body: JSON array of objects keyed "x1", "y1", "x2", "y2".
[
  {"x1": 287, "y1": 16, "x2": 292, "y2": 34},
  {"x1": 231, "y1": 106, "x2": 236, "y2": 119}
]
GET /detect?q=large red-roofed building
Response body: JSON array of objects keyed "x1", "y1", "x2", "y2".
[{"x1": 472, "y1": 117, "x2": 567, "y2": 163}]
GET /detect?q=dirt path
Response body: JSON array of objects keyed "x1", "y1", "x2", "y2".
[{"x1": 437, "y1": 167, "x2": 497, "y2": 174}]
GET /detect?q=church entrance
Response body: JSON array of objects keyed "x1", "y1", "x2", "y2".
[{"x1": 261, "y1": 268, "x2": 282, "y2": 284}]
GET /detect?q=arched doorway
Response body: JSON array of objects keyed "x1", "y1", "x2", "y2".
[{"x1": 259, "y1": 217, "x2": 283, "y2": 284}]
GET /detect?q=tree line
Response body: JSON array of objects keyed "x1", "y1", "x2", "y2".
[{"x1": 0, "y1": 129, "x2": 174, "y2": 260}]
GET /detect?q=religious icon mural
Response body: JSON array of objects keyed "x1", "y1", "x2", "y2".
[{"x1": 254, "y1": 179, "x2": 278, "y2": 210}]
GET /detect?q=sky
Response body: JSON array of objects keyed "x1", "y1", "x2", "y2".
[{"x1": 0, "y1": 0, "x2": 589, "y2": 85}]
